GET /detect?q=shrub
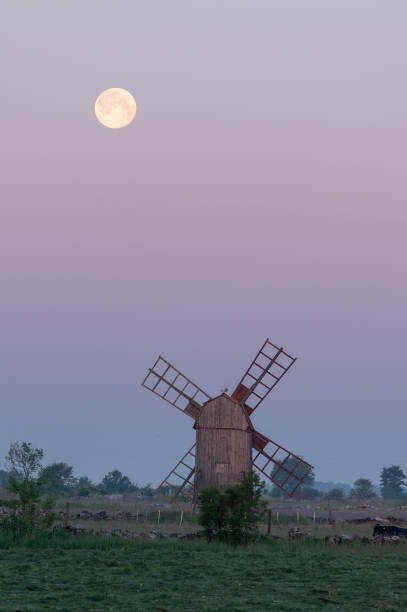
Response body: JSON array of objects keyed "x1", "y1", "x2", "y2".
[{"x1": 199, "y1": 472, "x2": 267, "y2": 545}]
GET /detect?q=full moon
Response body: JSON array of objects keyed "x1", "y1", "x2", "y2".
[{"x1": 94, "y1": 88, "x2": 137, "y2": 129}]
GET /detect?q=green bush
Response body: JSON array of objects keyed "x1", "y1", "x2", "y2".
[{"x1": 199, "y1": 472, "x2": 267, "y2": 545}]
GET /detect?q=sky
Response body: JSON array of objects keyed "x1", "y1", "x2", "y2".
[{"x1": 1, "y1": 1, "x2": 406, "y2": 486}]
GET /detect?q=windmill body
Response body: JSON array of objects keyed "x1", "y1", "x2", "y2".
[
  {"x1": 195, "y1": 394, "x2": 253, "y2": 491},
  {"x1": 142, "y1": 338, "x2": 313, "y2": 506}
]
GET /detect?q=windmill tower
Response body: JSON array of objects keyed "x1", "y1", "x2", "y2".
[{"x1": 142, "y1": 338, "x2": 312, "y2": 506}]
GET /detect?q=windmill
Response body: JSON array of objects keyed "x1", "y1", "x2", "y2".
[{"x1": 142, "y1": 338, "x2": 313, "y2": 506}]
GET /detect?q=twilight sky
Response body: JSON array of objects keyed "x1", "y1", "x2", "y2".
[{"x1": 1, "y1": 1, "x2": 406, "y2": 486}]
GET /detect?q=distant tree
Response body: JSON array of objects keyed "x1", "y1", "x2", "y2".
[
  {"x1": 0, "y1": 469, "x2": 10, "y2": 487},
  {"x1": 40, "y1": 462, "x2": 76, "y2": 496},
  {"x1": 73, "y1": 476, "x2": 98, "y2": 497},
  {"x1": 101, "y1": 470, "x2": 134, "y2": 494},
  {"x1": 314, "y1": 481, "x2": 352, "y2": 496},
  {"x1": 380, "y1": 466, "x2": 406, "y2": 499},
  {"x1": 77, "y1": 476, "x2": 93, "y2": 488},
  {"x1": 6, "y1": 441, "x2": 43, "y2": 480},
  {"x1": 296, "y1": 485, "x2": 323, "y2": 500},
  {"x1": 139, "y1": 483, "x2": 155, "y2": 498},
  {"x1": 325, "y1": 488, "x2": 345, "y2": 500},
  {"x1": 269, "y1": 485, "x2": 285, "y2": 498},
  {"x1": 350, "y1": 478, "x2": 377, "y2": 500},
  {"x1": 303, "y1": 470, "x2": 315, "y2": 487},
  {"x1": 0, "y1": 441, "x2": 57, "y2": 535},
  {"x1": 270, "y1": 459, "x2": 319, "y2": 499}
]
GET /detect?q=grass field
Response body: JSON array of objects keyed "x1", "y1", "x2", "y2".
[{"x1": 1, "y1": 535, "x2": 407, "y2": 611}]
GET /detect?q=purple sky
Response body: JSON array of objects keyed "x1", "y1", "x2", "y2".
[{"x1": 1, "y1": 1, "x2": 406, "y2": 486}]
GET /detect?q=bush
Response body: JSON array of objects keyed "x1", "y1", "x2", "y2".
[{"x1": 199, "y1": 472, "x2": 267, "y2": 545}]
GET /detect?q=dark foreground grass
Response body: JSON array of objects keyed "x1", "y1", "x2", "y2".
[{"x1": 0, "y1": 535, "x2": 406, "y2": 611}]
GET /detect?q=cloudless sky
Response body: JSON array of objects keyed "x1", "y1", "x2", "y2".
[{"x1": 1, "y1": 1, "x2": 406, "y2": 486}]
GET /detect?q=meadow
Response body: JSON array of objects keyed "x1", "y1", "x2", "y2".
[
  {"x1": 1, "y1": 534, "x2": 407, "y2": 611},
  {"x1": 2, "y1": 494, "x2": 407, "y2": 610}
]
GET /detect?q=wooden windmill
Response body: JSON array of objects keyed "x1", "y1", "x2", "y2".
[{"x1": 142, "y1": 338, "x2": 313, "y2": 506}]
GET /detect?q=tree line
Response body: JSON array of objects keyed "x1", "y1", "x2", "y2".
[
  {"x1": 0, "y1": 442, "x2": 155, "y2": 499},
  {"x1": 1, "y1": 441, "x2": 406, "y2": 502},
  {"x1": 270, "y1": 463, "x2": 407, "y2": 501},
  {"x1": 1, "y1": 441, "x2": 406, "y2": 541}
]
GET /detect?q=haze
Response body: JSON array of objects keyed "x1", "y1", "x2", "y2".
[{"x1": 1, "y1": 1, "x2": 406, "y2": 486}]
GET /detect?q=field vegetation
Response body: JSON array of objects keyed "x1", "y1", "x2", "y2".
[{"x1": 1, "y1": 534, "x2": 407, "y2": 610}]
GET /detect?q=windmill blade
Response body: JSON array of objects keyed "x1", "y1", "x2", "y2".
[
  {"x1": 252, "y1": 430, "x2": 313, "y2": 496},
  {"x1": 156, "y1": 444, "x2": 196, "y2": 508},
  {"x1": 231, "y1": 338, "x2": 296, "y2": 413},
  {"x1": 142, "y1": 356, "x2": 211, "y2": 419}
]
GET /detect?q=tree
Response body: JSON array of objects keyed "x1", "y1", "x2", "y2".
[
  {"x1": 199, "y1": 472, "x2": 267, "y2": 545},
  {"x1": 0, "y1": 469, "x2": 10, "y2": 487},
  {"x1": 350, "y1": 478, "x2": 377, "y2": 499},
  {"x1": 74, "y1": 476, "x2": 98, "y2": 497},
  {"x1": 325, "y1": 488, "x2": 345, "y2": 500},
  {"x1": 101, "y1": 470, "x2": 134, "y2": 494},
  {"x1": 0, "y1": 441, "x2": 57, "y2": 535},
  {"x1": 296, "y1": 485, "x2": 322, "y2": 500},
  {"x1": 40, "y1": 462, "x2": 76, "y2": 496},
  {"x1": 380, "y1": 466, "x2": 406, "y2": 499},
  {"x1": 139, "y1": 483, "x2": 154, "y2": 498},
  {"x1": 270, "y1": 458, "x2": 319, "y2": 499},
  {"x1": 6, "y1": 441, "x2": 43, "y2": 480}
]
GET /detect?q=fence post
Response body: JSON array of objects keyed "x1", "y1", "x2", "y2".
[
  {"x1": 276, "y1": 511, "x2": 279, "y2": 523},
  {"x1": 267, "y1": 508, "x2": 272, "y2": 535},
  {"x1": 313, "y1": 511, "x2": 316, "y2": 525},
  {"x1": 64, "y1": 502, "x2": 70, "y2": 529},
  {"x1": 157, "y1": 509, "x2": 161, "y2": 525},
  {"x1": 179, "y1": 511, "x2": 184, "y2": 527}
]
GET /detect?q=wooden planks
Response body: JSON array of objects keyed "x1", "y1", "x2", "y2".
[{"x1": 195, "y1": 396, "x2": 253, "y2": 491}]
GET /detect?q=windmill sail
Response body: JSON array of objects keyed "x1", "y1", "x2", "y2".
[
  {"x1": 231, "y1": 339, "x2": 296, "y2": 413},
  {"x1": 155, "y1": 445, "x2": 196, "y2": 508},
  {"x1": 252, "y1": 430, "x2": 312, "y2": 495},
  {"x1": 142, "y1": 356, "x2": 211, "y2": 419}
]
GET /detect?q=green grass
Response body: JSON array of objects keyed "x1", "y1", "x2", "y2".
[{"x1": 0, "y1": 535, "x2": 407, "y2": 610}]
